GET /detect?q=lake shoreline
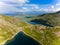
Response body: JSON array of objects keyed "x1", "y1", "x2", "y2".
[
  {"x1": 22, "y1": 31, "x2": 42, "y2": 45},
  {"x1": 3, "y1": 30, "x2": 21, "y2": 45},
  {"x1": 4, "y1": 31, "x2": 40, "y2": 45}
]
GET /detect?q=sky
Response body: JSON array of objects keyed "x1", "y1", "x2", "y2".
[{"x1": 0, "y1": 0, "x2": 60, "y2": 14}]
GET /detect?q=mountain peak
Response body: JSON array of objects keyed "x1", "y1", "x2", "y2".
[{"x1": 56, "y1": 11, "x2": 60, "y2": 13}]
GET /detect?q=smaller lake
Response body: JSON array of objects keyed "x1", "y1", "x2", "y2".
[{"x1": 5, "y1": 32, "x2": 41, "y2": 45}]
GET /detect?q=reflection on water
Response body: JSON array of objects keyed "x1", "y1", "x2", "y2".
[{"x1": 5, "y1": 32, "x2": 41, "y2": 45}]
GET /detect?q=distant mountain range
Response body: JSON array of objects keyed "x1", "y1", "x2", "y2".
[{"x1": 2, "y1": 11, "x2": 58, "y2": 16}]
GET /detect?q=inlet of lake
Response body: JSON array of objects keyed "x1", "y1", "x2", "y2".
[{"x1": 5, "y1": 32, "x2": 41, "y2": 45}]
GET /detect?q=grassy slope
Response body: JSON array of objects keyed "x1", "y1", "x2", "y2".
[
  {"x1": 0, "y1": 14, "x2": 30, "y2": 45},
  {"x1": 31, "y1": 13, "x2": 60, "y2": 26},
  {"x1": 23, "y1": 12, "x2": 60, "y2": 45},
  {"x1": 0, "y1": 12, "x2": 60, "y2": 45},
  {"x1": 23, "y1": 25, "x2": 60, "y2": 45}
]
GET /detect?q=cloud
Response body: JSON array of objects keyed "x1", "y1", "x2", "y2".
[
  {"x1": 0, "y1": 2, "x2": 20, "y2": 14},
  {"x1": 0, "y1": 0, "x2": 41, "y2": 14},
  {"x1": 0, "y1": 0, "x2": 29, "y2": 4},
  {"x1": 37, "y1": 0, "x2": 60, "y2": 13},
  {"x1": 0, "y1": 0, "x2": 60, "y2": 15},
  {"x1": 0, "y1": 0, "x2": 29, "y2": 14}
]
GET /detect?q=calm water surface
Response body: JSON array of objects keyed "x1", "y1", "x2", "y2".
[{"x1": 5, "y1": 32, "x2": 41, "y2": 45}]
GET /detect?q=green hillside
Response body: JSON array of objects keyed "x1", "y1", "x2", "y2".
[
  {"x1": 0, "y1": 12, "x2": 60, "y2": 45},
  {"x1": 31, "y1": 11, "x2": 60, "y2": 26},
  {"x1": 23, "y1": 11, "x2": 60, "y2": 45},
  {"x1": 0, "y1": 14, "x2": 30, "y2": 45}
]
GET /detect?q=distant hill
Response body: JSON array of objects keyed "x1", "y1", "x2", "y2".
[{"x1": 31, "y1": 11, "x2": 60, "y2": 27}]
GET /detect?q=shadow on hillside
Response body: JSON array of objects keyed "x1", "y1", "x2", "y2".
[{"x1": 30, "y1": 19, "x2": 53, "y2": 27}]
